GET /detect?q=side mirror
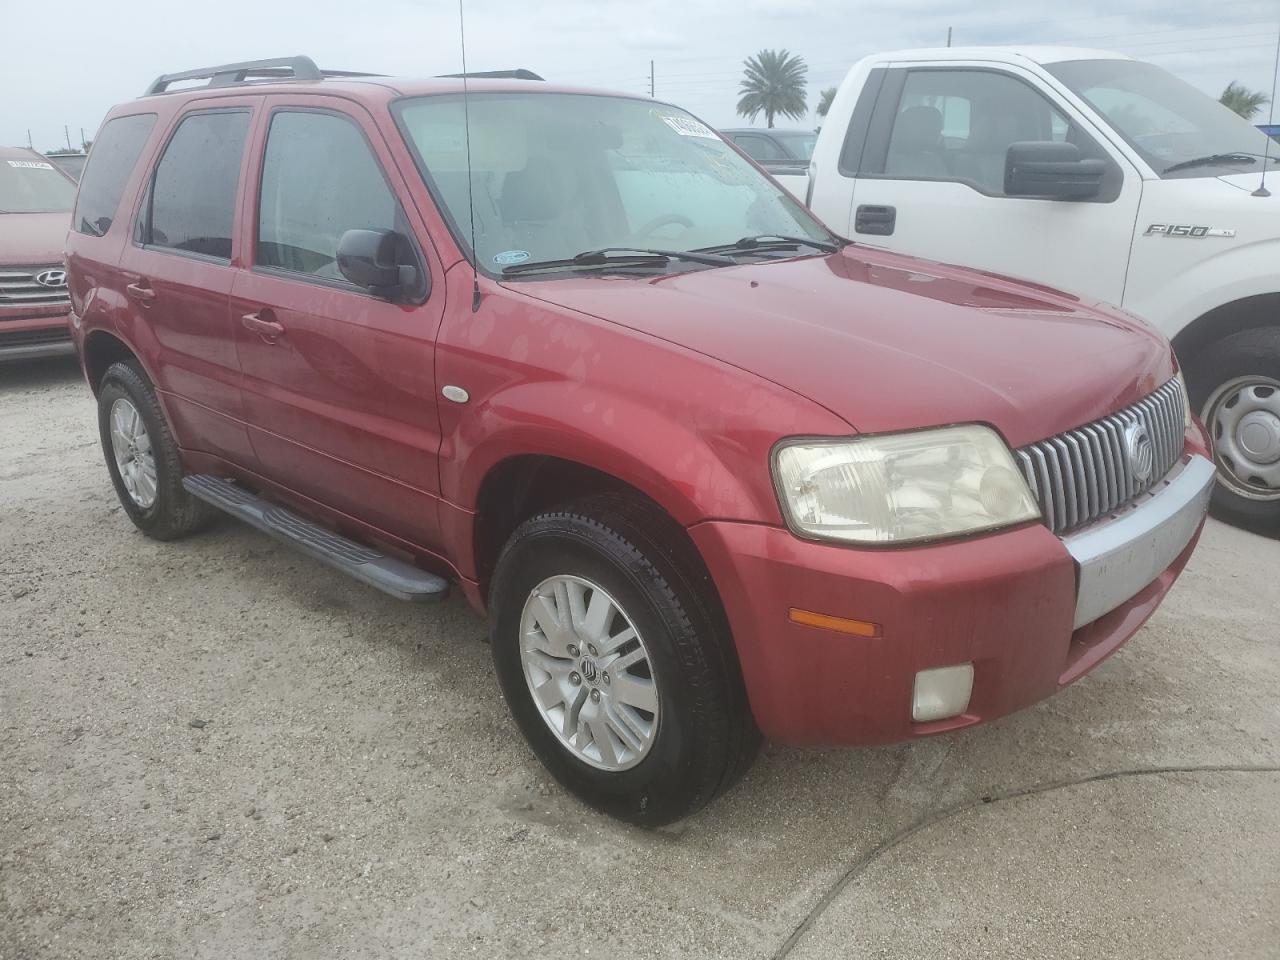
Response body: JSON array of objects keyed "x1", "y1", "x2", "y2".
[
  {"x1": 337, "y1": 229, "x2": 418, "y2": 299},
  {"x1": 1004, "y1": 142, "x2": 1106, "y2": 200}
]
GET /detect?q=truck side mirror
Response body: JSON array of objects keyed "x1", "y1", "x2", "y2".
[
  {"x1": 337, "y1": 228, "x2": 419, "y2": 301},
  {"x1": 1004, "y1": 142, "x2": 1106, "y2": 200}
]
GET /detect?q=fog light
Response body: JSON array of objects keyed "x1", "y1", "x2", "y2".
[{"x1": 912, "y1": 663, "x2": 974, "y2": 722}]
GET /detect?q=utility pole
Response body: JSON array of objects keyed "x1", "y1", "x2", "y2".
[
  {"x1": 946, "y1": 26, "x2": 952, "y2": 47},
  {"x1": 80, "y1": 127, "x2": 87, "y2": 151},
  {"x1": 27, "y1": 129, "x2": 33, "y2": 149},
  {"x1": 64, "y1": 125, "x2": 72, "y2": 150},
  {"x1": 649, "y1": 60, "x2": 654, "y2": 98}
]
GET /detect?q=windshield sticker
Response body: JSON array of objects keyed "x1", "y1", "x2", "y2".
[
  {"x1": 493, "y1": 249, "x2": 531, "y2": 266},
  {"x1": 6, "y1": 160, "x2": 55, "y2": 170},
  {"x1": 659, "y1": 116, "x2": 718, "y2": 140}
]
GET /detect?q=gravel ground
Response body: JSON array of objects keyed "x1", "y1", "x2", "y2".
[{"x1": 2, "y1": 357, "x2": 1278, "y2": 960}]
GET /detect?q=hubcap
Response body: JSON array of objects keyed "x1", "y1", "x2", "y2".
[
  {"x1": 1203, "y1": 375, "x2": 1280, "y2": 501},
  {"x1": 519, "y1": 575, "x2": 659, "y2": 772},
  {"x1": 109, "y1": 398, "x2": 158, "y2": 508}
]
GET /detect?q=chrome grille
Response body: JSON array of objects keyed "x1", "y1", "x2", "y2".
[
  {"x1": 0, "y1": 263, "x2": 70, "y2": 308},
  {"x1": 1015, "y1": 378, "x2": 1186, "y2": 534}
]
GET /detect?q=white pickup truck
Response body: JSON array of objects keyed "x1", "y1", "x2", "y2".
[{"x1": 800, "y1": 46, "x2": 1280, "y2": 531}]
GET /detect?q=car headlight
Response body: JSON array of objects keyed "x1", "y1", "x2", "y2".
[{"x1": 772, "y1": 425, "x2": 1040, "y2": 545}]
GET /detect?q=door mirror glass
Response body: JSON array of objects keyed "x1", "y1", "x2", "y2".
[
  {"x1": 337, "y1": 228, "x2": 417, "y2": 298},
  {"x1": 1004, "y1": 141, "x2": 1106, "y2": 200}
]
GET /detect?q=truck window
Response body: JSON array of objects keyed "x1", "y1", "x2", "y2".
[
  {"x1": 878, "y1": 69, "x2": 1085, "y2": 195},
  {"x1": 73, "y1": 114, "x2": 157, "y2": 237},
  {"x1": 733, "y1": 134, "x2": 786, "y2": 162},
  {"x1": 140, "y1": 110, "x2": 250, "y2": 261},
  {"x1": 257, "y1": 110, "x2": 402, "y2": 281}
]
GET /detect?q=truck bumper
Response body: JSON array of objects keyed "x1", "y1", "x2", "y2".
[{"x1": 689, "y1": 451, "x2": 1214, "y2": 746}]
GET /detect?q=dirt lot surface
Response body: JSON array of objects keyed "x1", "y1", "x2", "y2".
[{"x1": 3, "y1": 357, "x2": 1278, "y2": 959}]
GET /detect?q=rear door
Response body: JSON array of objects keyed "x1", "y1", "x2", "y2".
[
  {"x1": 118, "y1": 98, "x2": 258, "y2": 465},
  {"x1": 842, "y1": 64, "x2": 1141, "y2": 303},
  {"x1": 230, "y1": 96, "x2": 447, "y2": 551}
]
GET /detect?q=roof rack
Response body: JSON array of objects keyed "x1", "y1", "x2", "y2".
[
  {"x1": 437, "y1": 69, "x2": 544, "y2": 81},
  {"x1": 143, "y1": 56, "x2": 382, "y2": 96}
]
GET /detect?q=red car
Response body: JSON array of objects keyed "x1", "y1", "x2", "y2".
[
  {"x1": 67, "y1": 57, "x2": 1214, "y2": 824},
  {"x1": 0, "y1": 147, "x2": 76, "y2": 360}
]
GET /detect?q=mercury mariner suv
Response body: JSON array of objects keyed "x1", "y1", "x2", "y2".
[{"x1": 66, "y1": 57, "x2": 1214, "y2": 824}]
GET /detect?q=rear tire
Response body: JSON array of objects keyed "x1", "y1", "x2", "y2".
[
  {"x1": 489, "y1": 493, "x2": 759, "y2": 825},
  {"x1": 1186, "y1": 328, "x2": 1280, "y2": 534},
  {"x1": 97, "y1": 360, "x2": 216, "y2": 541}
]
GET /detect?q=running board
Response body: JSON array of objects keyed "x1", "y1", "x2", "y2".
[{"x1": 182, "y1": 474, "x2": 448, "y2": 603}]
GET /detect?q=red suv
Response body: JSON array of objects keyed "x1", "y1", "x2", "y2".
[
  {"x1": 0, "y1": 147, "x2": 76, "y2": 360},
  {"x1": 67, "y1": 58, "x2": 1214, "y2": 824}
]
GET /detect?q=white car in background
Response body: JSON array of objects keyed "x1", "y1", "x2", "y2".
[{"x1": 802, "y1": 47, "x2": 1280, "y2": 532}]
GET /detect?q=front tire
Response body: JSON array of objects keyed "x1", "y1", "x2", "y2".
[
  {"x1": 97, "y1": 360, "x2": 216, "y2": 541},
  {"x1": 489, "y1": 494, "x2": 759, "y2": 825},
  {"x1": 1187, "y1": 328, "x2": 1280, "y2": 534}
]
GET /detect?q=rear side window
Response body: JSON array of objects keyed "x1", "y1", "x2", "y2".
[
  {"x1": 256, "y1": 110, "x2": 400, "y2": 280},
  {"x1": 73, "y1": 113, "x2": 156, "y2": 236},
  {"x1": 140, "y1": 110, "x2": 250, "y2": 260}
]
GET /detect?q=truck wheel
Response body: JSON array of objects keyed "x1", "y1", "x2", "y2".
[
  {"x1": 1188, "y1": 328, "x2": 1280, "y2": 533},
  {"x1": 97, "y1": 360, "x2": 216, "y2": 541},
  {"x1": 489, "y1": 493, "x2": 759, "y2": 825}
]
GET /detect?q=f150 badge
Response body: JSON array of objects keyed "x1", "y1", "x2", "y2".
[{"x1": 1144, "y1": 224, "x2": 1236, "y2": 238}]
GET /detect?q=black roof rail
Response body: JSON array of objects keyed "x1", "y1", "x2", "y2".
[
  {"x1": 437, "y1": 69, "x2": 544, "y2": 81},
  {"x1": 143, "y1": 56, "x2": 383, "y2": 96}
]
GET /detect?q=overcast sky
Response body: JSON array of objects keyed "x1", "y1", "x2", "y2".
[{"x1": 3, "y1": 0, "x2": 1278, "y2": 150}]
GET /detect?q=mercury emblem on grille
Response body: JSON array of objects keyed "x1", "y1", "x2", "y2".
[{"x1": 1124, "y1": 421, "x2": 1154, "y2": 483}]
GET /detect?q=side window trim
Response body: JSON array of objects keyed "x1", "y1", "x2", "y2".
[
  {"x1": 133, "y1": 106, "x2": 253, "y2": 265},
  {"x1": 857, "y1": 65, "x2": 1124, "y2": 203},
  {"x1": 251, "y1": 104, "x2": 430, "y2": 303},
  {"x1": 838, "y1": 66, "x2": 893, "y2": 177}
]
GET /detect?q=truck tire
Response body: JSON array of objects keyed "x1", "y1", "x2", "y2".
[
  {"x1": 97, "y1": 360, "x2": 216, "y2": 541},
  {"x1": 489, "y1": 493, "x2": 760, "y2": 825},
  {"x1": 1187, "y1": 327, "x2": 1280, "y2": 533}
]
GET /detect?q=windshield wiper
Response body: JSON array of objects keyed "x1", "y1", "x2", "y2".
[
  {"x1": 694, "y1": 234, "x2": 840, "y2": 256},
  {"x1": 502, "y1": 246, "x2": 734, "y2": 276},
  {"x1": 1163, "y1": 153, "x2": 1263, "y2": 174}
]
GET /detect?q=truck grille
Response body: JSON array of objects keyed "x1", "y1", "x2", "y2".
[
  {"x1": 1015, "y1": 378, "x2": 1186, "y2": 535},
  {"x1": 0, "y1": 263, "x2": 70, "y2": 308}
]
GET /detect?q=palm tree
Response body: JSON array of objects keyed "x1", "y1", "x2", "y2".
[
  {"x1": 1220, "y1": 81, "x2": 1270, "y2": 120},
  {"x1": 816, "y1": 87, "x2": 838, "y2": 118},
  {"x1": 737, "y1": 50, "x2": 808, "y2": 128}
]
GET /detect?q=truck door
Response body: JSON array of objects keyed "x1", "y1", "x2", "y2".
[{"x1": 841, "y1": 64, "x2": 1142, "y2": 304}]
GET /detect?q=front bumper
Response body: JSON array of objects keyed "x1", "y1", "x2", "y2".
[
  {"x1": 690, "y1": 449, "x2": 1214, "y2": 746},
  {"x1": 0, "y1": 310, "x2": 73, "y2": 362}
]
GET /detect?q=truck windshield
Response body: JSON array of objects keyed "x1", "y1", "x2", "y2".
[
  {"x1": 394, "y1": 92, "x2": 832, "y2": 276},
  {"x1": 1047, "y1": 59, "x2": 1278, "y2": 179},
  {"x1": 0, "y1": 158, "x2": 77, "y2": 213}
]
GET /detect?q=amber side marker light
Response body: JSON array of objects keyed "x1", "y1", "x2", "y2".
[{"x1": 788, "y1": 607, "x2": 882, "y2": 638}]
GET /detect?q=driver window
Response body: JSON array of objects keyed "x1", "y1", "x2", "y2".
[
  {"x1": 882, "y1": 69, "x2": 1081, "y2": 195},
  {"x1": 257, "y1": 110, "x2": 400, "y2": 280}
]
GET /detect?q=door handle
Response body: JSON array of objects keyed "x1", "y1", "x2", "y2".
[
  {"x1": 241, "y1": 310, "x2": 285, "y2": 343},
  {"x1": 854, "y1": 204, "x2": 896, "y2": 236},
  {"x1": 125, "y1": 280, "x2": 156, "y2": 304}
]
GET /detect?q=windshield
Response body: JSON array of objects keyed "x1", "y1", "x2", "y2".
[
  {"x1": 394, "y1": 93, "x2": 831, "y2": 275},
  {"x1": 0, "y1": 157, "x2": 77, "y2": 213},
  {"x1": 1047, "y1": 59, "x2": 1278, "y2": 178},
  {"x1": 772, "y1": 131, "x2": 817, "y2": 161}
]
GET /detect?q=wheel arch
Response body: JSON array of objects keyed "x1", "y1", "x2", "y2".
[
  {"x1": 83, "y1": 328, "x2": 149, "y2": 394},
  {"x1": 1173, "y1": 293, "x2": 1280, "y2": 368}
]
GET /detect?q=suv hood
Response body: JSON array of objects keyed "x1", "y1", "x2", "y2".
[
  {"x1": 505, "y1": 248, "x2": 1173, "y2": 448},
  {"x1": 0, "y1": 211, "x2": 70, "y2": 265}
]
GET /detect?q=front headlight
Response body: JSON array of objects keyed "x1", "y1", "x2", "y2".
[{"x1": 773, "y1": 425, "x2": 1040, "y2": 545}]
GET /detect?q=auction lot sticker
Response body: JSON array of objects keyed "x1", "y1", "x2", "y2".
[
  {"x1": 660, "y1": 116, "x2": 718, "y2": 139},
  {"x1": 7, "y1": 160, "x2": 55, "y2": 169}
]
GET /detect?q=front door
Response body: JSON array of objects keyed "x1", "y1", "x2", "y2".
[
  {"x1": 230, "y1": 98, "x2": 447, "y2": 551},
  {"x1": 845, "y1": 64, "x2": 1142, "y2": 305}
]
